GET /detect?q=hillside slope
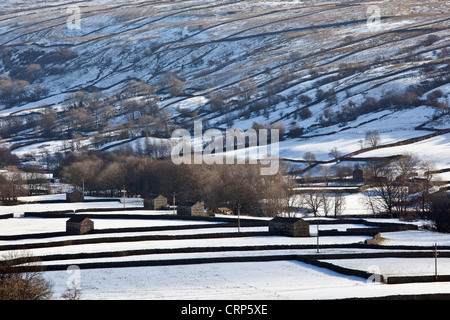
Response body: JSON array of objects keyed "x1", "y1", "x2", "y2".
[{"x1": 0, "y1": 0, "x2": 449, "y2": 174}]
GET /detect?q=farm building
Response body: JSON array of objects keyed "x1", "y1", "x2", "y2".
[
  {"x1": 352, "y1": 168, "x2": 364, "y2": 183},
  {"x1": 66, "y1": 216, "x2": 94, "y2": 235},
  {"x1": 66, "y1": 189, "x2": 84, "y2": 203},
  {"x1": 269, "y1": 217, "x2": 310, "y2": 237},
  {"x1": 177, "y1": 201, "x2": 209, "y2": 217},
  {"x1": 144, "y1": 194, "x2": 168, "y2": 210}
]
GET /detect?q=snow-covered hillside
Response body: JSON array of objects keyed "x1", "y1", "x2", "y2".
[{"x1": 0, "y1": 0, "x2": 448, "y2": 175}]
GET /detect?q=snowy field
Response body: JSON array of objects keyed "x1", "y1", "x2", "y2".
[
  {"x1": 0, "y1": 216, "x2": 223, "y2": 236},
  {"x1": 1, "y1": 194, "x2": 450, "y2": 300},
  {"x1": 0, "y1": 202, "x2": 146, "y2": 217},
  {"x1": 321, "y1": 258, "x2": 450, "y2": 277},
  {"x1": 278, "y1": 106, "x2": 438, "y2": 162},
  {"x1": 0, "y1": 0, "x2": 448, "y2": 303},
  {"x1": 44, "y1": 261, "x2": 450, "y2": 300},
  {"x1": 0, "y1": 195, "x2": 450, "y2": 300}
]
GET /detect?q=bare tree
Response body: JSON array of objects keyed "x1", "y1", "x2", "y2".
[
  {"x1": 333, "y1": 193, "x2": 346, "y2": 217},
  {"x1": 69, "y1": 90, "x2": 87, "y2": 109},
  {"x1": 335, "y1": 165, "x2": 352, "y2": 182},
  {"x1": 394, "y1": 153, "x2": 420, "y2": 181},
  {"x1": 0, "y1": 251, "x2": 53, "y2": 300},
  {"x1": 303, "y1": 151, "x2": 316, "y2": 165},
  {"x1": 0, "y1": 167, "x2": 27, "y2": 202},
  {"x1": 318, "y1": 165, "x2": 333, "y2": 216},
  {"x1": 321, "y1": 192, "x2": 332, "y2": 216},
  {"x1": 24, "y1": 166, "x2": 50, "y2": 195},
  {"x1": 328, "y1": 146, "x2": 341, "y2": 162},
  {"x1": 168, "y1": 77, "x2": 185, "y2": 97},
  {"x1": 319, "y1": 165, "x2": 333, "y2": 186},
  {"x1": 393, "y1": 153, "x2": 421, "y2": 216},
  {"x1": 362, "y1": 189, "x2": 382, "y2": 216},
  {"x1": 373, "y1": 163, "x2": 400, "y2": 217},
  {"x1": 0, "y1": 148, "x2": 19, "y2": 167},
  {"x1": 361, "y1": 160, "x2": 400, "y2": 217},
  {"x1": 284, "y1": 176, "x2": 302, "y2": 217},
  {"x1": 163, "y1": 72, "x2": 185, "y2": 97},
  {"x1": 237, "y1": 77, "x2": 257, "y2": 103},
  {"x1": 61, "y1": 286, "x2": 82, "y2": 300},
  {"x1": 358, "y1": 139, "x2": 365, "y2": 150},
  {"x1": 365, "y1": 130, "x2": 381, "y2": 148},
  {"x1": 416, "y1": 161, "x2": 438, "y2": 213},
  {"x1": 209, "y1": 90, "x2": 225, "y2": 112},
  {"x1": 303, "y1": 190, "x2": 323, "y2": 217},
  {"x1": 39, "y1": 107, "x2": 57, "y2": 138},
  {"x1": 363, "y1": 154, "x2": 423, "y2": 217}
]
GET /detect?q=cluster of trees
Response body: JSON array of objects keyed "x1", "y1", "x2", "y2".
[
  {"x1": 0, "y1": 74, "x2": 48, "y2": 106},
  {"x1": 294, "y1": 165, "x2": 347, "y2": 217},
  {"x1": 0, "y1": 147, "x2": 19, "y2": 167},
  {"x1": 0, "y1": 113, "x2": 42, "y2": 139},
  {"x1": 0, "y1": 46, "x2": 63, "y2": 107},
  {"x1": 286, "y1": 68, "x2": 449, "y2": 131},
  {"x1": 0, "y1": 168, "x2": 27, "y2": 203},
  {"x1": 314, "y1": 91, "x2": 425, "y2": 127},
  {"x1": 9, "y1": 63, "x2": 43, "y2": 83},
  {"x1": 36, "y1": 48, "x2": 78, "y2": 66},
  {"x1": 0, "y1": 148, "x2": 25, "y2": 202},
  {"x1": 299, "y1": 191, "x2": 346, "y2": 217},
  {"x1": 337, "y1": 63, "x2": 370, "y2": 79},
  {"x1": 205, "y1": 74, "x2": 291, "y2": 124},
  {"x1": 361, "y1": 153, "x2": 439, "y2": 218},
  {"x1": 162, "y1": 71, "x2": 186, "y2": 97},
  {"x1": 0, "y1": 148, "x2": 50, "y2": 202},
  {"x1": 35, "y1": 79, "x2": 174, "y2": 143},
  {"x1": 0, "y1": 167, "x2": 50, "y2": 202},
  {"x1": 0, "y1": 72, "x2": 180, "y2": 148},
  {"x1": 292, "y1": 152, "x2": 450, "y2": 232},
  {"x1": 60, "y1": 151, "x2": 295, "y2": 217}
]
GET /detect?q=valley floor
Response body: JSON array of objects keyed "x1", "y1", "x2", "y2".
[
  {"x1": 44, "y1": 260, "x2": 450, "y2": 300},
  {"x1": 1, "y1": 194, "x2": 450, "y2": 300}
]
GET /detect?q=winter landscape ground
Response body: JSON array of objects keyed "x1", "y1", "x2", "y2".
[
  {"x1": 0, "y1": 194, "x2": 450, "y2": 301},
  {"x1": 0, "y1": 0, "x2": 449, "y2": 303}
]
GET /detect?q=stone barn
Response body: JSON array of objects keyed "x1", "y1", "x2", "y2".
[
  {"x1": 352, "y1": 168, "x2": 364, "y2": 183},
  {"x1": 66, "y1": 216, "x2": 94, "y2": 235},
  {"x1": 144, "y1": 194, "x2": 168, "y2": 210},
  {"x1": 66, "y1": 189, "x2": 84, "y2": 203},
  {"x1": 269, "y1": 217, "x2": 310, "y2": 237},
  {"x1": 177, "y1": 201, "x2": 209, "y2": 217}
]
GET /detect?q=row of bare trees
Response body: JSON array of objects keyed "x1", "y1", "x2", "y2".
[
  {"x1": 0, "y1": 74, "x2": 48, "y2": 107},
  {"x1": 361, "y1": 153, "x2": 437, "y2": 218},
  {"x1": 0, "y1": 148, "x2": 50, "y2": 202},
  {"x1": 35, "y1": 80, "x2": 175, "y2": 143},
  {"x1": 60, "y1": 151, "x2": 295, "y2": 217},
  {"x1": 0, "y1": 166, "x2": 51, "y2": 203},
  {"x1": 292, "y1": 165, "x2": 347, "y2": 217},
  {"x1": 297, "y1": 191, "x2": 346, "y2": 217},
  {"x1": 293, "y1": 152, "x2": 444, "y2": 219}
]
